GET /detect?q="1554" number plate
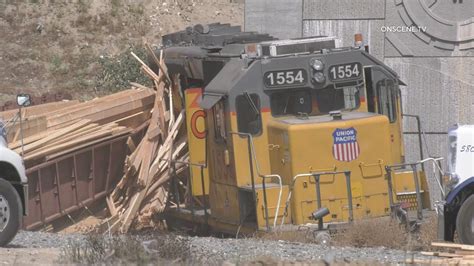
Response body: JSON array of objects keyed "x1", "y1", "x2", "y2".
[
  {"x1": 328, "y1": 63, "x2": 362, "y2": 81},
  {"x1": 264, "y1": 69, "x2": 308, "y2": 87}
]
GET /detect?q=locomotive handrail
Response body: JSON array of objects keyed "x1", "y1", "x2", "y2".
[
  {"x1": 387, "y1": 157, "x2": 444, "y2": 195},
  {"x1": 229, "y1": 131, "x2": 283, "y2": 231},
  {"x1": 402, "y1": 114, "x2": 424, "y2": 169},
  {"x1": 159, "y1": 158, "x2": 209, "y2": 224},
  {"x1": 281, "y1": 170, "x2": 353, "y2": 229},
  {"x1": 385, "y1": 157, "x2": 444, "y2": 220}
]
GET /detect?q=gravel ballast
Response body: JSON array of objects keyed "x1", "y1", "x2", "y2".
[
  {"x1": 9, "y1": 231, "x2": 86, "y2": 248},
  {"x1": 7, "y1": 231, "x2": 428, "y2": 264},
  {"x1": 187, "y1": 236, "x2": 420, "y2": 264}
]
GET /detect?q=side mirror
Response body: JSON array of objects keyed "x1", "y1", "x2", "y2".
[{"x1": 16, "y1": 94, "x2": 31, "y2": 107}]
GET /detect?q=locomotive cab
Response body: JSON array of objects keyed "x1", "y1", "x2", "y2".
[{"x1": 162, "y1": 24, "x2": 430, "y2": 233}]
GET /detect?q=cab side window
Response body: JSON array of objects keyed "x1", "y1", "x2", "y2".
[
  {"x1": 213, "y1": 101, "x2": 227, "y2": 141},
  {"x1": 236, "y1": 94, "x2": 262, "y2": 135},
  {"x1": 376, "y1": 79, "x2": 397, "y2": 123}
]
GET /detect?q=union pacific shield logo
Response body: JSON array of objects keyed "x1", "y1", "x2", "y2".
[{"x1": 332, "y1": 127, "x2": 360, "y2": 162}]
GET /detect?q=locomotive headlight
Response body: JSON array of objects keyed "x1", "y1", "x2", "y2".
[
  {"x1": 313, "y1": 72, "x2": 326, "y2": 83},
  {"x1": 311, "y1": 59, "x2": 324, "y2": 71}
]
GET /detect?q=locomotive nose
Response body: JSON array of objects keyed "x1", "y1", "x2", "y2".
[{"x1": 267, "y1": 112, "x2": 392, "y2": 224}]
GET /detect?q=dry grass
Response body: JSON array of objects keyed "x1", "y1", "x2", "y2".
[
  {"x1": 411, "y1": 215, "x2": 439, "y2": 251},
  {"x1": 256, "y1": 228, "x2": 317, "y2": 244},
  {"x1": 59, "y1": 233, "x2": 192, "y2": 264},
  {"x1": 258, "y1": 215, "x2": 439, "y2": 252},
  {"x1": 332, "y1": 218, "x2": 408, "y2": 249},
  {"x1": 60, "y1": 235, "x2": 152, "y2": 264}
]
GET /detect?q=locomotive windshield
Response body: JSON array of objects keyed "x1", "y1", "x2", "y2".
[{"x1": 270, "y1": 85, "x2": 361, "y2": 116}]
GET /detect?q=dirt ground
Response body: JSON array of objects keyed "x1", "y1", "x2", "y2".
[
  {"x1": 0, "y1": 0, "x2": 243, "y2": 102},
  {"x1": 0, "y1": 248, "x2": 60, "y2": 264}
]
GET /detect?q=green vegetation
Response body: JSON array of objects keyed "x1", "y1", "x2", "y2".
[
  {"x1": 77, "y1": 0, "x2": 91, "y2": 13},
  {"x1": 95, "y1": 47, "x2": 153, "y2": 93},
  {"x1": 49, "y1": 54, "x2": 69, "y2": 75},
  {"x1": 111, "y1": 0, "x2": 121, "y2": 17},
  {"x1": 128, "y1": 3, "x2": 145, "y2": 15}
]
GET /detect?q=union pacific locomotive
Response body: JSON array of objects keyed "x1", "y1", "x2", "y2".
[{"x1": 157, "y1": 23, "x2": 431, "y2": 234}]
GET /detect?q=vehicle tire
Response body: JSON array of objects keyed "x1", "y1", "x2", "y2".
[
  {"x1": 456, "y1": 195, "x2": 474, "y2": 244},
  {"x1": 0, "y1": 178, "x2": 22, "y2": 247}
]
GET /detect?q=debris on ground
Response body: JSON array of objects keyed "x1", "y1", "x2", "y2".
[
  {"x1": 408, "y1": 242, "x2": 474, "y2": 265},
  {"x1": 99, "y1": 45, "x2": 189, "y2": 234}
]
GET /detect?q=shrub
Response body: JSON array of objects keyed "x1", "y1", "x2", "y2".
[
  {"x1": 60, "y1": 235, "x2": 152, "y2": 264},
  {"x1": 95, "y1": 47, "x2": 152, "y2": 94},
  {"x1": 60, "y1": 233, "x2": 191, "y2": 264},
  {"x1": 331, "y1": 218, "x2": 408, "y2": 249}
]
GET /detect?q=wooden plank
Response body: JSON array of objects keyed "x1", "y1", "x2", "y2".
[
  {"x1": 45, "y1": 89, "x2": 152, "y2": 123},
  {"x1": 145, "y1": 43, "x2": 172, "y2": 84},
  {"x1": 47, "y1": 92, "x2": 154, "y2": 129},
  {"x1": 114, "y1": 110, "x2": 151, "y2": 129},
  {"x1": 25, "y1": 127, "x2": 128, "y2": 161},
  {"x1": 32, "y1": 124, "x2": 102, "y2": 153},
  {"x1": 5, "y1": 116, "x2": 47, "y2": 140},
  {"x1": 44, "y1": 127, "x2": 131, "y2": 161},
  {"x1": 420, "y1": 251, "x2": 462, "y2": 258},
  {"x1": 432, "y1": 242, "x2": 468, "y2": 249},
  {"x1": 17, "y1": 119, "x2": 90, "y2": 154},
  {"x1": 8, "y1": 131, "x2": 49, "y2": 149},
  {"x1": 147, "y1": 127, "x2": 161, "y2": 141},
  {"x1": 405, "y1": 258, "x2": 458, "y2": 265},
  {"x1": 149, "y1": 111, "x2": 184, "y2": 176},
  {"x1": 119, "y1": 61, "x2": 166, "y2": 232},
  {"x1": 455, "y1": 250, "x2": 474, "y2": 255},
  {"x1": 126, "y1": 137, "x2": 137, "y2": 153},
  {"x1": 106, "y1": 196, "x2": 118, "y2": 216},
  {"x1": 154, "y1": 81, "x2": 168, "y2": 139},
  {"x1": 130, "y1": 82, "x2": 152, "y2": 91},
  {"x1": 97, "y1": 215, "x2": 120, "y2": 234},
  {"x1": 131, "y1": 52, "x2": 161, "y2": 83},
  {"x1": 43, "y1": 89, "x2": 138, "y2": 118}
]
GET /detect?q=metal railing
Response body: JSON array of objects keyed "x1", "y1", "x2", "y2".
[
  {"x1": 281, "y1": 171, "x2": 353, "y2": 230},
  {"x1": 229, "y1": 132, "x2": 283, "y2": 231},
  {"x1": 385, "y1": 157, "x2": 443, "y2": 220},
  {"x1": 160, "y1": 158, "x2": 209, "y2": 224}
]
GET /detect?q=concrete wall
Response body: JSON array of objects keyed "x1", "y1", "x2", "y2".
[
  {"x1": 302, "y1": 0, "x2": 386, "y2": 60},
  {"x1": 244, "y1": 0, "x2": 302, "y2": 39},
  {"x1": 245, "y1": 0, "x2": 474, "y2": 203}
]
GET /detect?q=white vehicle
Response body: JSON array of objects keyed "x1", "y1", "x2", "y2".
[
  {"x1": 438, "y1": 125, "x2": 474, "y2": 244},
  {"x1": 0, "y1": 94, "x2": 30, "y2": 246}
]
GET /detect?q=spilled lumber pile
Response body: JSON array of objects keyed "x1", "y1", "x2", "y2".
[
  {"x1": 1, "y1": 88, "x2": 154, "y2": 142},
  {"x1": 0, "y1": 88, "x2": 154, "y2": 165},
  {"x1": 101, "y1": 47, "x2": 189, "y2": 233},
  {"x1": 406, "y1": 242, "x2": 474, "y2": 265}
]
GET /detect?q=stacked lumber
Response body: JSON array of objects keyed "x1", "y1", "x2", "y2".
[
  {"x1": 11, "y1": 119, "x2": 131, "y2": 162},
  {"x1": 100, "y1": 47, "x2": 189, "y2": 233},
  {"x1": 1, "y1": 88, "x2": 155, "y2": 159},
  {"x1": 407, "y1": 242, "x2": 474, "y2": 265}
]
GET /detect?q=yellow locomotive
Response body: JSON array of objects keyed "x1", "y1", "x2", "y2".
[{"x1": 160, "y1": 24, "x2": 431, "y2": 234}]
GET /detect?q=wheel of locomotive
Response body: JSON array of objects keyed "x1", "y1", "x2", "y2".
[
  {"x1": 0, "y1": 178, "x2": 22, "y2": 247},
  {"x1": 457, "y1": 195, "x2": 474, "y2": 244}
]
